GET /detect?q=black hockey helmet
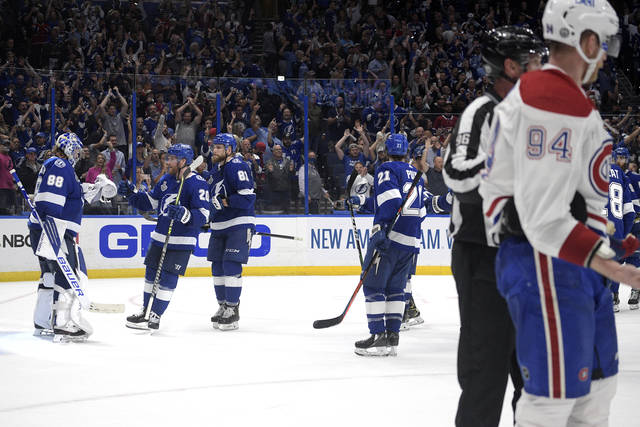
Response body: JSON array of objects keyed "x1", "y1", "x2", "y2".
[{"x1": 482, "y1": 26, "x2": 545, "y2": 82}]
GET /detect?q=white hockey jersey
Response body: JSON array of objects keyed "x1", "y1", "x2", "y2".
[{"x1": 479, "y1": 64, "x2": 611, "y2": 267}]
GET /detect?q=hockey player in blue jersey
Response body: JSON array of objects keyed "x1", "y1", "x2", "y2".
[
  {"x1": 625, "y1": 164, "x2": 640, "y2": 309},
  {"x1": 354, "y1": 133, "x2": 425, "y2": 356},
  {"x1": 402, "y1": 144, "x2": 452, "y2": 329},
  {"x1": 207, "y1": 133, "x2": 256, "y2": 330},
  {"x1": 27, "y1": 132, "x2": 92, "y2": 341},
  {"x1": 608, "y1": 147, "x2": 640, "y2": 311},
  {"x1": 119, "y1": 144, "x2": 210, "y2": 330}
]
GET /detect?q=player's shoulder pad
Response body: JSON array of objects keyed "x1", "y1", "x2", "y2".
[
  {"x1": 519, "y1": 69, "x2": 593, "y2": 117},
  {"x1": 43, "y1": 157, "x2": 63, "y2": 169},
  {"x1": 228, "y1": 157, "x2": 250, "y2": 171},
  {"x1": 192, "y1": 173, "x2": 206, "y2": 183}
]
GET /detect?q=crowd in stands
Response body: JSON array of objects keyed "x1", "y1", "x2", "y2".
[{"x1": 1, "y1": 0, "x2": 639, "y2": 216}]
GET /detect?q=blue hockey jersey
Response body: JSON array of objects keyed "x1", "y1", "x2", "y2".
[
  {"x1": 282, "y1": 139, "x2": 304, "y2": 170},
  {"x1": 129, "y1": 172, "x2": 210, "y2": 251},
  {"x1": 373, "y1": 161, "x2": 426, "y2": 253},
  {"x1": 208, "y1": 157, "x2": 256, "y2": 235},
  {"x1": 28, "y1": 157, "x2": 83, "y2": 237},
  {"x1": 626, "y1": 170, "x2": 640, "y2": 214},
  {"x1": 607, "y1": 164, "x2": 635, "y2": 239}
]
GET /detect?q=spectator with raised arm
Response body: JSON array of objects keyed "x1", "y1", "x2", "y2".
[{"x1": 96, "y1": 86, "x2": 129, "y2": 159}]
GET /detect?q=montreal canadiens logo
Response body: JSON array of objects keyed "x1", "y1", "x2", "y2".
[
  {"x1": 588, "y1": 141, "x2": 612, "y2": 198},
  {"x1": 578, "y1": 367, "x2": 589, "y2": 382}
]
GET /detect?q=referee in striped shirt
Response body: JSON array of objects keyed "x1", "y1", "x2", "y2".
[{"x1": 442, "y1": 26, "x2": 544, "y2": 427}]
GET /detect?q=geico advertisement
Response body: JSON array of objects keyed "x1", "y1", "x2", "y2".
[{"x1": 0, "y1": 216, "x2": 452, "y2": 272}]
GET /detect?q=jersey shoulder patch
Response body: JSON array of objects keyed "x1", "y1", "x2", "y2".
[
  {"x1": 54, "y1": 159, "x2": 66, "y2": 168},
  {"x1": 519, "y1": 69, "x2": 593, "y2": 117}
]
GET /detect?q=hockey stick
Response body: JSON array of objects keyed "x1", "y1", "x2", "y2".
[
  {"x1": 254, "y1": 232, "x2": 302, "y2": 241},
  {"x1": 313, "y1": 172, "x2": 422, "y2": 329},
  {"x1": 140, "y1": 214, "x2": 303, "y2": 241},
  {"x1": 10, "y1": 169, "x2": 125, "y2": 314},
  {"x1": 144, "y1": 155, "x2": 203, "y2": 320},
  {"x1": 345, "y1": 168, "x2": 364, "y2": 267}
]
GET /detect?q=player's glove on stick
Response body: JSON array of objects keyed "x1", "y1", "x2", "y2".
[
  {"x1": 349, "y1": 195, "x2": 365, "y2": 208},
  {"x1": 167, "y1": 204, "x2": 191, "y2": 224},
  {"x1": 117, "y1": 180, "x2": 135, "y2": 197},
  {"x1": 370, "y1": 223, "x2": 391, "y2": 253},
  {"x1": 211, "y1": 195, "x2": 225, "y2": 212}
]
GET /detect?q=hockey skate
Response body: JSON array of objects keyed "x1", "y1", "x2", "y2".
[
  {"x1": 629, "y1": 289, "x2": 640, "y2": 310},
  {"x1": 126, "y1": 311, "x2": 149, "y2": 330},
  {"x1": 53, "y1": 323, "x2": 90, "y2": 343},
  {"x1": 148, "y1": 312, "x2": 161, "y2": 331},
  {"x1": 613, "y1": 292, "x2": 620, "y2": 313},
  {"x1": 210, "y1": 303, "x2": 226, "y2": 329},
  {"x1": 217, "y1": 303, "x2": 239, "y2": 331},
  {"x1": 33, "y1": 323, "x2": 54, "y2": 338},
  {"x1": 401, "y1": 296, "x2": 424, "y2": 330},
  {"x1": 387, "y1": 331, "x2": 399, "y2": 357},
  {"x1": 354, "y1": 333, "x2": 390, "y2": 357}
]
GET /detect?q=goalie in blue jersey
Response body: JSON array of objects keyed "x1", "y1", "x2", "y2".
[
  {"x1": 27, "y1": 132, "x2": 92, "y2": 342},
  {"x1": 355, "y1": 133, "x2": 426, "y2": 356},
  {"x1": 207, "y1": 133, "x2": 256, "y2": 331},
  {"x1": 119, "y1": 144, "x2": 210, "y2": 330}
]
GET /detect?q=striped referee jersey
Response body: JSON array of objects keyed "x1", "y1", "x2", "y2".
[{"x1": 443, "y1": 88, "x2": 502, "y2": 245}]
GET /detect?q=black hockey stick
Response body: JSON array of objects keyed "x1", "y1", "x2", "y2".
[
  {"x1": 140, "y1": 215, "x2": 303, "y2": 241},
  {"x1": 313, "y1": 171, "x2": 422, "y2": 329},
  {"x1": 144, "y1": 156, "x2": 203, "y2": 320},
  {"x1": 11, "y1": 169, "x2": 125, "y2": 313},
  {"x1": 345, "y1": 168, "x2": 364, "y2": 267}
]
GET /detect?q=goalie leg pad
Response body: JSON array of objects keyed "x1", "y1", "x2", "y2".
[
  {"x1": 53, "y1": 289, "x2": 93, "y2": 340},
  {"x1": 34, "y1": 276, "x2": 54, "y2": 330}
]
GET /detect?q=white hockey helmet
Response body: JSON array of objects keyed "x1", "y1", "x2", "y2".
[{"x1": 542, "y1": 0, "x2": 620, "y2": 83}]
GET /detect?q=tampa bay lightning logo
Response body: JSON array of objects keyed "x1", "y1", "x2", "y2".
[
  {"x1": 214, "y1": 180, "x2": 227, "y2": 198},
  {"x1": 160, "y1": 194, "x2": 177, "y2": 216},
  {"x1": 589, "y1": 140, "x2": 612, "y2": 198},
  {"x1": 354, "y1": 183, "x2": 369, "y2": 195}
]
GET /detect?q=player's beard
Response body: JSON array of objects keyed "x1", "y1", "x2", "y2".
[{"x1": 212, "y1": 152, "x2": 226, "y2": 163}]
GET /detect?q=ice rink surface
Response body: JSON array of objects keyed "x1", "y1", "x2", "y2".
[{"x1": 1, "y1": 275, "x2": 639, "y2": 427}]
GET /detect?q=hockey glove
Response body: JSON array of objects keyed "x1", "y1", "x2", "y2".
[
  {"x1": 167, "y1": 204, "x2": 191, "y2": 224},
  {"x1": 349, "y1": 195, "x2": 365, "y2": 208},
  {"x1": 610, "y1": 234, "x2": 640, "y2": 260},
  {"x1": 211, "y1": 195, "x2": 225, "y2": 212},
  {"x1": 370, "y1": 223, "x2": 391, "y2": 254},
  {"x1": 117, "y1": 180, "x2": 135, "y2": 197}
]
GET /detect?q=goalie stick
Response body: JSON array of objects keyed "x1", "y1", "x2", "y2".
[
  {"x1": 345, "y1": 168, "x2": 364, "y2": 267},
  {"x1": 144, "y1": 155, "x2": 204, "y2": 320},
  {"x1": 11, "y1": 169, "x2": 125, "y2": 314},
  {"x1": 313, "y1": 172, "x2": 422, "y2": 329}
]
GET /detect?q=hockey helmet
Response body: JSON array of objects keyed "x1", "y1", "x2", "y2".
[
  {"x1": 213, "y1": 133, "x2": 237, "y2": 153},
  {"x1": 482, "y1": 26, "x2": 545, "y2": 79},
  {"x1": 55, "y1": 132, "x2": 83, "y2": 167},
  {"x1": 386, "y1": 133, "x2": 408, "y2": 156},
  {"x1": 613, "y1": 146, "x2": 630, "y2": 161},
  {"x1": 167, "y1": 143, "x2": 194, "y2": 165},
  {"x1": 542, "y1": 0, "x2": 620, "y2": 83}
]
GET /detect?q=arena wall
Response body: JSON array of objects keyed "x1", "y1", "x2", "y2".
[{"x1": 0, "y1": 215, "x2": 452, "y2": 281}]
